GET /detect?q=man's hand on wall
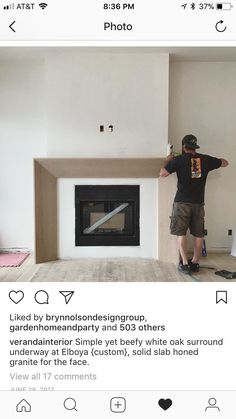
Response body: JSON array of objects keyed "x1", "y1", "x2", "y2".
[{"x1": 166, "y1": 154, "x2": 175, "y2": 162}]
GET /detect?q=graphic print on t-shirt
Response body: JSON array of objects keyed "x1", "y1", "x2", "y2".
[{"x1": 191, "y1": 157, "x2": 202, "y2": 178}]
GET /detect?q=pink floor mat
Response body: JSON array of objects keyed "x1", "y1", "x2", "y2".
[{"x1": 0, "y1": 252, "x2": 30, "y2": 267}]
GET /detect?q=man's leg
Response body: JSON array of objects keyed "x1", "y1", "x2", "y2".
[
  {"x1": 190, "y1": 204, "x2": 205, "y2": 266},
  {"x1": 177, "y1": 235, "x2": 188, "y2": 265},
  {"x1": 170, "y1": 203, "x2": 191, "y2": 273},
  {"x1": 192, "y1": 237, "x2": 204, "y2": 264}
]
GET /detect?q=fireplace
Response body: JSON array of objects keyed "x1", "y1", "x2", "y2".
[
  {"x1": 35, "y1": 158, "x2": 178, "y2": 263},
  {"x1": 75, "y1": 185, "x2": 140, "y2": 246}
]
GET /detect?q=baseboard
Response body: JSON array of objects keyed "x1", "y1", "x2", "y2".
[
  {"x1": 187, "y1": 246, "x2": 231, "y2": 255},
  {"x1": 206, "y1": 248, "x2": 231, "y2": 254},
  {"x1": 0, "y1": 248, "x2": 31, "y2": 253}
]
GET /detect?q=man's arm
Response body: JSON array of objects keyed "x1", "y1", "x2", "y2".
[
  {"x1": 207, "y1": 155, "x2": 229, "y2": 171},
  {"x1": 160, "y1": 167, "x2": 170, "y2": 177},
  {"x1": 160, "y1": 154, "x2": 175, "y2": 177},
  {"x1": 220, "y1": 158, "x2": 229, "y2": 167}
]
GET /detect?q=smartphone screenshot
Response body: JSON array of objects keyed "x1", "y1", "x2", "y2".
[{"x1": 0, "y1": 1, "x2": 236, "y2": 417}]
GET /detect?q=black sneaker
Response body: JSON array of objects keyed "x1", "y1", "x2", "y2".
[
  {"x1": 178, "y1": 262, "x2": 191, "y2": 275},
  {"x1": 188, "y1": 259, "x2": 200, "y2": 273}
]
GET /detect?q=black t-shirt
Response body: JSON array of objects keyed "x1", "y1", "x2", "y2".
[{"x1": 165, "y1": 153, "x2": 222, "y2": 204}]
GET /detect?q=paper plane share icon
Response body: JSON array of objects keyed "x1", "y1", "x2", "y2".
[{"x1": 59, "y1": 291, "x2": 74, "y2": 304}]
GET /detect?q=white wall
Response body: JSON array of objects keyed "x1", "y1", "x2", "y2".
[
  {"x1": 58, "y1": 179, "x2": 158, "y2": 259},
  {"x1": 0, "y1": 49, "x2": 169, "y2": 251},
  {"x1": 0, "y1": 58, "x2": 47, "y2": 250},
  {"x1": 45, "y1": 51, "x2": 169, "y2": 157},
  {"x1": 169, "y1": 62, "x2": 236, "y2": 251},
  {"x1": 3, "y1": 50, "x2": 235, "y2": 254}
]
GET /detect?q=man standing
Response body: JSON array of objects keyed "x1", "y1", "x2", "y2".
[{"x1": 160, "y1": 134, "x2": 229, "y2": 274}]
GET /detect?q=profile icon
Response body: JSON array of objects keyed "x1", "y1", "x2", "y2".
[{"x1": 205, "y1": 397, "x2": 220, "y2": 412}]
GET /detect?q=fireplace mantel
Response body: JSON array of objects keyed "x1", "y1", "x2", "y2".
[
  {"x1": 35, "y1": 158, "x2": 166, "y2": 178},
  {"x1": 34, "y1": 158, "x2": 178, "y2": 264}
]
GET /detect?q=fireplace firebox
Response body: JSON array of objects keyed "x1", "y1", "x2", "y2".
[{"x1": 75, "y1": 185, "x2": 140, "y2": 246}]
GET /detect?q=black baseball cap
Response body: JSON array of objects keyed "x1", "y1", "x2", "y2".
[{"x1": 182, "y1": 134, "x2": 200, "y2": 149}]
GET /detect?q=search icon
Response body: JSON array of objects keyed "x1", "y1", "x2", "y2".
[{"x1": 64, "y1": 398, "x2": 77, "y2": 411}]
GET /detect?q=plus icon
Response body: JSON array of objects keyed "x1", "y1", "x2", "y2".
[{"x1": 110, "y1": 397, "x2": 126, "y2": 413}]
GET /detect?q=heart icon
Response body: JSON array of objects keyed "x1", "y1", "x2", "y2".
[
  {"x1": 158, "y1": 398, "x2": 172, "y2": 411},
  {"x1": 9, "y1": 290, "x2": 24, "y2": 304}
]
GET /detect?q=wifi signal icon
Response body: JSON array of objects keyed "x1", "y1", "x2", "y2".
[{"x1": 39, "y1": 2, "x2": 48, "y2": 9}]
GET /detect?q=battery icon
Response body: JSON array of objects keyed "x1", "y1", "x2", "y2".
[{"x1": 216, "y1": 2, "x2": 233, "y2": 9}]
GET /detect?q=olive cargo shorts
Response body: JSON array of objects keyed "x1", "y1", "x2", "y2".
[{"x1": 170, "y1": 202, "x2": 205, "y2": 237}]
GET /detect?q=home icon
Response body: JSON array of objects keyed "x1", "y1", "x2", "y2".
[{"x1": 16, "y1": 399, "x2": 31, "y2": 413}]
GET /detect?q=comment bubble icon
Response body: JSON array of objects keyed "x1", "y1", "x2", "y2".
[{"x1": 34, "y1": 290, "x2": 49, "y2": 305}]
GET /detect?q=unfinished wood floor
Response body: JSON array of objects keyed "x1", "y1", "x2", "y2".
[{"x1": 0, "y1": 254, "x2": 235, "y2": 282}]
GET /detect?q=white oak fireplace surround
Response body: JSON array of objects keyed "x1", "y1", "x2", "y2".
[{"x1": 34, "y1": 158, "x2": 178, "y2": 264}]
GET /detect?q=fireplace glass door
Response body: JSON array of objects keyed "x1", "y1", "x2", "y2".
[{"x1": 75, "y1": 186, "x2": 140, "y2": 246}]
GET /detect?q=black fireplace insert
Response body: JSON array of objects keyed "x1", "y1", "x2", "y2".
[{"x1": 75, "y1": 185, "x2": 140, "y2": 246}]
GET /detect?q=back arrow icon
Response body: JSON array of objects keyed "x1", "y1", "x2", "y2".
[
  {"x1": 215, "y1": 20, "x2": 227, "y2": 32},
  {"x1": 9, "y1": 21, "x2": 16, "y2": 32}
]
